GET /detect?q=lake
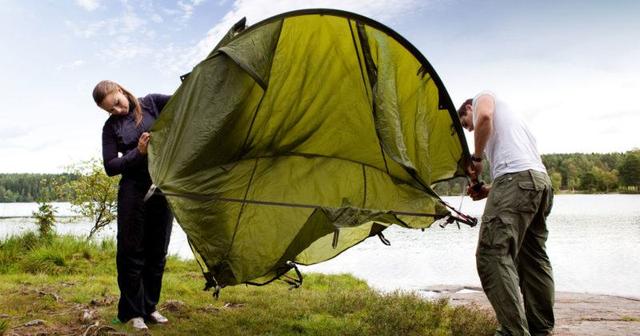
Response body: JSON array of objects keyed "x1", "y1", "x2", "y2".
[{"x1": 1, "y1": 194, "x2": 639, "y2": 298}]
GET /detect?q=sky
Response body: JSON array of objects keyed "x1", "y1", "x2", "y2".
[{"x1": 1, "y1": 0, "x2": 638, "y2": 173}]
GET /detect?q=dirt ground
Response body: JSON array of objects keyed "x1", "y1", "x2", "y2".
[
  {"x1": 426, "y1": 286, "x2": 640, "y2": 336},
  {"x1": 3, "y1": 285, "x2": 638, "y2": 335}
]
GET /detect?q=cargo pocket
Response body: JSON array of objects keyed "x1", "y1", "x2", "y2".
[
  {"x1": 544, "y1": 188, "x2": 554, "y2": 217},
  {"x1": 487, "y1": 176, "x2": 512, "y2": 209},
  {"x1": 477, "y1": 215, "x2": 515, "y2": 256},
  {"x1": 516, "y1": 181, "x2": 542, "y2": 213}
]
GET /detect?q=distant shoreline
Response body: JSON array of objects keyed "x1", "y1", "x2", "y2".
[{"x1": 1, "y1": 192, "x2": 639, "y2": 205}]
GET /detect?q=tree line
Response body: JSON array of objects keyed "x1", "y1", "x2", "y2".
[
  {"x1": 0, "y1": 174, "x2": 77, "y2": 202},
  {"x1": 543, "y1": 150, "x2": 640, "y2": 192},
  {"x1": 435, "y1": 150, "x2": 640, "y2": 195},
  {"x1": 1, "y1": 150, "x2": 639, "y2": 202}
]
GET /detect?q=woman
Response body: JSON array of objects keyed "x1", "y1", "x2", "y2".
[{"x1": 93, "y1": 80, "x2": 173, "y2": 330}]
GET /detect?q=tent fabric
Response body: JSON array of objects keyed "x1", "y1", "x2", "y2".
[{"x1": 148, "y1": 9, "x2": 470, "y2": 288}]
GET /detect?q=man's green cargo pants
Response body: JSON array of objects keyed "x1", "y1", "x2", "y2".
[{"x1": 477, "y1": 169, "x2": 555, "y2": 336}]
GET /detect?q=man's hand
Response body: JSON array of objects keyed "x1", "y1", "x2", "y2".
[
  {"x1": 137, "y1": 132, "x2": 151, "y2": 155},
  {"x1": 469, "y1": 159, "x2": 483, "y2": 179},
  {"x1": 465, "y1": 154, "x2": 483, "y2": 182},
  {"x1": 467, "y1": 183, "x2": 490, "y2": 201}
]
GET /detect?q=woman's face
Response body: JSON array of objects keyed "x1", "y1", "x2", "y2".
[{"x1": 99, "y1": 89, "x2": 130, "y2": 116}]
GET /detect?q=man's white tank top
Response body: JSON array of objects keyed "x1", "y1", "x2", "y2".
[{"x1": 472, "y1": 91, "x2": 547, "y2": 180}]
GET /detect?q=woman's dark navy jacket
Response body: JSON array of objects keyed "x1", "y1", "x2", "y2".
[{"x1": 101, "y1": 94, "x2": 170, "y2": 183}]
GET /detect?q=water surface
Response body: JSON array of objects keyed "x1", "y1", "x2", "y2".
[{"x1": 1, "y1": 195, "x2": 638, "y2": 297}]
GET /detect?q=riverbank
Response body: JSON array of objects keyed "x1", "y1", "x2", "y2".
[
  {"x1": 0, "y1": 233, "x2": 496, "y2": 335},
  {"x1": 2, "y1": 234, "x2": 639, "y2": 335}
]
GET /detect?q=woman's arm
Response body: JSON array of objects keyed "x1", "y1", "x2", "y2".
[
  {"x1": 102, "y1": 123, "x2": 145, "y2": 176},
  {"x1": 148, "y1": 94, "x2": 172, "y2": 116}
]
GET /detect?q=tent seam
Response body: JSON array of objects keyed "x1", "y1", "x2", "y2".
[
  {"x1": 217, "y1": 50, "x2": 268, "y2": 89},
  {"x1": 177, "y1": 151, "x2": 434, "y2": 195},
  {"x1": 347, "y1": 18, "x2": 370, "y2": 103},
  {"x1": 356, "y1": 22, "x2": 391, "y2": 176},
  {"x1": 362, "y1": 164, "x2": 367, "y2": 208},
  {"x1": 226, "y1": 157, "x2": 260, "y2": 261}
]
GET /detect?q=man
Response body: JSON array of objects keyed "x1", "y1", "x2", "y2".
[{"x1": 458, "y1": 91, "x2": 555, "y2": 336}]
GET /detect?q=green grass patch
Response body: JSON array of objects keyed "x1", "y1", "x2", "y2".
[
  {"x1": 0, "y1": 319, "x2": 7, "y2": 335},
  {"x1": 0, "y1": 234, "x2": 497, "y2": 335},
  {"x1": 0, "y1": 232, "x2": 116, "y2": 275}
]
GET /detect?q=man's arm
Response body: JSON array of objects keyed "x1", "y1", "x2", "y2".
[
  {"x1": 467, "y1": 94, "x2": 495, "y2": 180},
  {"x1": 473, "y1": 94, "x2": 495, "y2": 156}
]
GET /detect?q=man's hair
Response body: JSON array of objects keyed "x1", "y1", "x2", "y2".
[{"x1": 457, "y1": 98, "x2": 473, "y2": 117}]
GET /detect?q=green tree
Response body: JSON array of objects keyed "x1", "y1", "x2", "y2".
[
  {"x1": 619, "y1": 151, "x2": 640, "y2": 190},
  {"x1": 549, "y1": 171, "x2": 562, "y2": 191},
  {"x1": 564, "y1": 159, "x2": 581, "y2": 191},
  {"x1": 0, "y1": 185, "x2": 19, "y2": 202},
  {"x1": 32, "y1": 202, "x2": 57, "y2": 237},
  {"x1": 599, "y1": 169, "x2": 619, "y2": 192},
  {"x1": 580, "y1": 169, "x2": 597, "y2": 192},
  {"x1": 0, "y1": 173, "x2": 75, "y2": 202},
  {"x1": 32, "y1": 177, "x2": 61, "y2": 238},
  {"x1": 58, "y1": 159, "x2": 120, "y2": 239}
]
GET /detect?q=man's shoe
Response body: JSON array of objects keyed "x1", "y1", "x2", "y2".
[
  {"x1": 130, "y1": 317, "x2": 149, "y2": 330},
  {"x1": 148, "y1": 311, "x2": 169, "y2": 324}
]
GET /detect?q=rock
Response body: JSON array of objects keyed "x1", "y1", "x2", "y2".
[
  {"x1": 421, "y1": 285, "x2": 482, "y2": 294},
  {"x1": 432, "y1": 290, "x2": 640, "y2": 336},
  {"x1": 90, "y1": 295, "x2": 116, "y2": 306},
  {"x1": 38, "y1": 290, "x2": 60, "y2": 302},
  {"x1": 24, "y1": 319, "x2": 46, "y2": 327},
  {"x1": 80, "y1": 309, "x2": 97, "y2": 323},
  {"x1": 160, "y1": 300, "x2": 185, "y2": 312},
  {"x1": 223, "y1": 302, "x2": 245, "y2": 309},
  {"x1": 199, "y1": 304, "x2": 220, "y2": 314}
]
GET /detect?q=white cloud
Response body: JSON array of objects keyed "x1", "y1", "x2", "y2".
[
  {"x1": 0, "y1": 120, "x2": 30, "y2": 140},
  {"x1": 151, "y1": 13, "x2": 164, "y2": 23},
  {"x1": 65, "y1": 2, "x2": 156, "y2": 66},
  {"x1": 159, "y1": 0, "x2": 422, "y2": 76},
  {"x1": 56, "y1": 60, "x2": 86, "y2": 71},
  {"x1": 120, "y1": 8, "x2": 146, "y2": 33},
  {"x1": 65, "y1": 20, "x2": 107, "y2": 38},
  {"x1": 75, "y1": 0, "x2": 100, "y2": 11},
  {"x1": 447, "y1": 58, "x2": 640, "y2": 154},
  {"x1": 178, "y1": 0, "x2": 207, "y2": 20},
  {"x1": 100, "y1": 36, "x2": 153, "y2": 62},
  {"x1": 66, "y1": 1, "x2": 149, "y2": 38}
]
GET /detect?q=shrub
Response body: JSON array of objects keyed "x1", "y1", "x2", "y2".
[{"x1": 32, "y1": 202, "x2": 57, "y2": 237}]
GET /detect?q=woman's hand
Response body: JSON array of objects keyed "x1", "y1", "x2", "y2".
[{"x1": 138, "y1": 132, "x2": 151, "y2": 155}]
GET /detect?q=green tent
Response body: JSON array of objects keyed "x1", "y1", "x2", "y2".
[{"x1": 148, "y1": 9, "x2": 472, "y2": 291}]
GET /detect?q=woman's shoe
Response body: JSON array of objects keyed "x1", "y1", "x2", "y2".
[
  {"x1": 130, "y1": 317, "x2": 149, "y2": 330},
  {"x1": 148, "y1": 311, "x2": 169, "y2": 324}
]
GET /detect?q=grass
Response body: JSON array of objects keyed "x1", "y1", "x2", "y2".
[
  {"x1": 0, "y1": 319, "x2": 7, "y2": 335},
  {"x1": 0, "y1": 233, "x2": 497, "y2": 335},
  {"x1": 622, "y1": 316, "x2": 640, "y2": 322}
]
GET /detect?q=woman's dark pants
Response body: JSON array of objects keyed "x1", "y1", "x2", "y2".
[{"x1": 116, "y1": 179, "x2": 173, "y2": 322}]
